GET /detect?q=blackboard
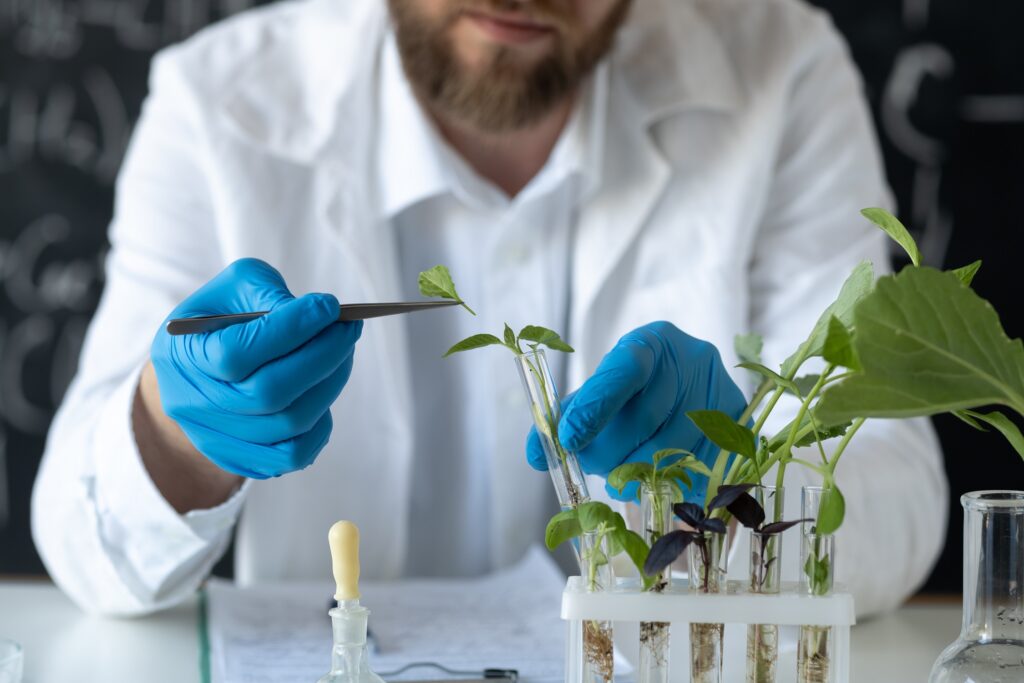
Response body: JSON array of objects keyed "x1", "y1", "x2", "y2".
[
  {"x1": 0, "y1": 0, "x2": 271, "y2": 574},
  {"x1": 808, "y1": 0, "x2": 1024, "y2": 592},
  {"x1": 2, "y1": 0, "x2": 1022, "y2": 590}
]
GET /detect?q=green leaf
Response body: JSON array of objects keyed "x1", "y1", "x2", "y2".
[
  {"x1": 607, "y1": 462, "x2": 654, "y2": 494},
  {"x1": 781, "y1": 261, "x2": 874, "y2": 377},
  {"x1": 604, "y1": 511, "x2": 631, "y2": 556},
  {"x1": 822, "y1": 316, "x2": 862, "y2": 371},
  {"x1": 737, "y1": 362, "x2": 800, "y2": 394},
  {"x1": 960, "y1": 410, "x2": 1024, "y2": 462},
  {"x1": 816, "y1": 267, "x2": 1024, "y2": 425},
  {"x1": 687, "y1": 410, "x2": 757, "y2": 460},
  {"x1": 652, "y1": 448, "x2": 689, "y2": 468},
  {"x1": 418, "y1": 265, "x2": 475, "y2": 315},
  {"x1": 443, "y1": 334, "x2": 504, "y2": 357},
  {"x1": 794, "y1": 375, "x2": 822, "y2": 398},
  {"x1": 861, "y1": 208, "x2": 922, "y2": 267},
  {"x1": 816, "y1": 485, "x2": 845, "y2": 535},
  {"x1": 656, "y1": 465, "x2": 692, "y2": 493},
  {"x1": 735, "y1": 333, "x2": 764, "y2": 365},
  {"x1": 952, "y1": 409, "x2": 988, "y2": 431},
  {"x1": 615, "y1": 529, "x2": 657, "y2": 589},
  {"x1": 661, "y1": 456, "x2": 712, "y2": 479},
  {"x1": 804, "y1": 552, "x2": 832, "y2": 596},
  {"x1": 503, "y1": 323, "x2": 518, "y2": 350},
  {"x1": 766, "y1": 413, "x2": 850, "y2": 451},
  {"x1": 518, "y1": 325, "x2": 575, "y2": 353},
  {"x1": 577, "y1": 501, "x2": 621, "y2": 534},
  {"x1": 793, "y1": 420, "x2": 850, "y2": 449},
  {"x1": 545, "y1": 509, "x2": 581, "y2": 550},
  {"x1": 951, "y1": 260, "x2": 982, "y2": 287}
]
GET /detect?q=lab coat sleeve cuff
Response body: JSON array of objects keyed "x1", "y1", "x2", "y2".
[{"x1": 92, "y1": 366, "x2": 249, "y2": 588}]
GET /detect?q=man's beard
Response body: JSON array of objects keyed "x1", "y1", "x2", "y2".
[{"x1": 388, "y1": 0, "x2": 632, "y2": 133}]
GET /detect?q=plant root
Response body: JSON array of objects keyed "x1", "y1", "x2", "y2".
[
  {"x1": 690, "y1": 622, "x2": 724, "y2": 683},
  {"x1": 797, "y1": 625, "x2": 831, "y2": 683},
  {"x1": 583, "y1": 620, "x2": 613, "y2": 683},
  {"x1": 746, "y1": 623, "x2": 778, "y2": 683},
  {"x1": 640, "y1": 621, "x2": 670, "y2": 668}
]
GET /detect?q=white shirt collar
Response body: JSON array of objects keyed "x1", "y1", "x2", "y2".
[{"x1": 375, "y1": 31, "x2": 608, "y2": 220}]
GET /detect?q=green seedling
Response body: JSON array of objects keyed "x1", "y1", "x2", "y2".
[
  {"x1": 545, "y1": 501, "x2": 653, "y2": 590},
  {"x1": 606, "y1": 448, "x2": 713, "y2": 506},
  {"x1": 421, "y1": 266, "x2": 580, "y2": 505},
  {"x1": 680, "y1": 207, "x2": 1021, "y2": 599}
]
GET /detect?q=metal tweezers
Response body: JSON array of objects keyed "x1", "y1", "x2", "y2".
[{"x1": 165, "y1": 301, "x2": 461, "y2": 335}]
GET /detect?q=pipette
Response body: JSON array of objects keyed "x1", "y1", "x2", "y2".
[{"x1": 317, "y1": 521, "x2": 385, "y2": 683}]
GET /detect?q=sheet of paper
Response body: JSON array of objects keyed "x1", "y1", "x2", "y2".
[{"x1": 206, "y1": 546, "x2": 569, "y2": 683}]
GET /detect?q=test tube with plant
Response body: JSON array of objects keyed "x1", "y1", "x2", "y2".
[
  {"x1": 419, "y1": 266, "x2": 625, "y2": 683},
  {"x1": 726, "y1": 485, "x2": 809, "y2": 683},
  {"x1": 547, "y1": 502, "x2": 649, "y2": 683},
  {"x1": 797, "y1": 486, "x2": 837, "y2": 683},
  {"x1": 643, "y1": 488, "x2": 744, "y2": 683},
  {"x1": 422, "y1": 264, "x2": 587, "y2": 512},
  {"x1": 608, "y1": 449, "x2": 712, "y2": 683}
]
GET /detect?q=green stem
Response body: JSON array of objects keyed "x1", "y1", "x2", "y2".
[
  {"x1": 790, "y1": 458, "x2": 830, "y2": 477},
  {"x1": 771, "y1": 367, "x2": 834, "y2": 520},
  {"x1": 827, "y1": 417, "x2": 865, "y2": 474},
  {"x1": 524, "y1": 353, "x2": 582, "y2": 507},
  {"x1": 708, "y1": 382, "x2": 780, "y2": 507}
]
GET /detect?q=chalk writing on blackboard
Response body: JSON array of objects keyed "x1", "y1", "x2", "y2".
[
  {"x1": 1, "y1": 0, "x2": 258, "y2": 58},
  {"x1": 0, "y1": 68, "x2": 130, "y2": 184}
]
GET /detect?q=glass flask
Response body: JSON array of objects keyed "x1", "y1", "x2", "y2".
[
  {"x1": 514, "y1": 349, "x2": 589, "y2": 511},
  {"x1": 580, "y1": 532, "x2": 614, "y2": 683},
  {"x1": 747, "y1": 485, "x2": 784, "y2": 683},
  {"x1": 798, "y1": 486, "x2": 835, "y2": 683},
  {"x1": 688, "y1": 531, "x2": 728, "y2": 683},
  {"x1": 639, "y1": 482, "x2": 674, "y2": 683},
  {"x1": 317, "y1": 600, "x2": 385, "y2": 683},
  {"x1": 929, "y1": 490, "x2": 1024, "y2": 683}
]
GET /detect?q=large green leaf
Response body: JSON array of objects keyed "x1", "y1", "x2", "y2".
[
  {"x1": 687, "y1": 410, "x2": 756, "y2": 460},
  {"x1": 781, "y1": 261, "x2": 874, "y2": 377},
  {"x1": 861, "y1": 208, "x2": 922, "y2": 267},
  {"x1": 817, "y1": 267, "x2": 1024, "y2": 424},
  {"x1": 951, "y1": 260, "x2": 982, "y2": 287}
]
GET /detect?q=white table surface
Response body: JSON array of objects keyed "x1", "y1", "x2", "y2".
[{"x1": 0, "y1": 581, "x2": 960, "y2": 683}]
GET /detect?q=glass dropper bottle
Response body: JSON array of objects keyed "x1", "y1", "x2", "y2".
[{"x1": 318, "y1": 521, "x2": 386, "y2": 683}]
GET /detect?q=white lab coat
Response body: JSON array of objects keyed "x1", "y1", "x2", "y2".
[{"x1": 32, "y1": 0, "x2": 947, "y2": 617}]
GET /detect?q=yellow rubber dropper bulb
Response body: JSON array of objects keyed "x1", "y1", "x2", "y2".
[{"x1": 329, "y1": 520, "x2": 360, "y2": 602}]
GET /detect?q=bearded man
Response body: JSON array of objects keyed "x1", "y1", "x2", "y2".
[{"x1": 33, "y1": 0, "x2": 946, "y2": 617}]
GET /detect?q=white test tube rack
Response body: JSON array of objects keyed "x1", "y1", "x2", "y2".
[{"x1": 561, "y1": 577, "x2": 855, "y2": 683}]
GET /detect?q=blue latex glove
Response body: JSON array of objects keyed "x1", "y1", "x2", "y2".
[
  {"x1": 151, "y1": 258, "x2": 362, "y2": 479},
  {"x1": 526, "y1": 321, "x2": 747, "y2": 503}
]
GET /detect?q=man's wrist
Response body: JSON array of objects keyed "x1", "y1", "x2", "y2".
[{"x1": 133, "y1": 362, "x2": 243, "y2": 513}]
